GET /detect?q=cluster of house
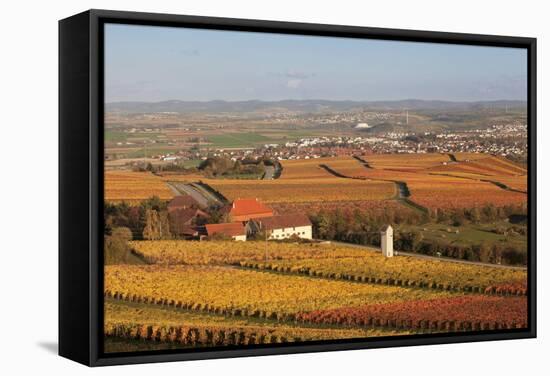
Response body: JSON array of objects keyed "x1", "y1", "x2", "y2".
[{"x1": 167, "y1": 196, "x2": 313, "y2": 242}]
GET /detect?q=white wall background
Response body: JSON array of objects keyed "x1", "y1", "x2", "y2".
[{"x1": 0, "y1": 0, "x2": 547, "y2": 374}]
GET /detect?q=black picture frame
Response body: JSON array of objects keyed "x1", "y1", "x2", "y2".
[{"x1": 59, "y1": 9, "x2": 537, "y2": 367}]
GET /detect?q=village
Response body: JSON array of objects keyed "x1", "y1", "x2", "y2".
[{"x1": 107, "y1": 122, "x2": 527, "y2": 173}]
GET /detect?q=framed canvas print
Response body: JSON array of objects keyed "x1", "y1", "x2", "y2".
[{"x1": 59, "y1": 9, "x2": 536, "y2": 366}]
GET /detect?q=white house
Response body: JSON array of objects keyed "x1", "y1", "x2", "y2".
[
  {"x1": 249, "y1": 214, "x2": 312, "y2": 240},
  {"x1": 380, "y1": 225, "x2": 394, "y2": 257},
  {"x1": 355, "y1": 122, "x2": 371, "y2": 129}
]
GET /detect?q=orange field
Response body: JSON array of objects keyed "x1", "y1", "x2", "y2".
[
  {"x1": 365, "y1": 153, "x2": 452, "y2": 171},
  {"x1": 321, "y1": 157, "x2": 374, "y2": 178},
  {"x1": 208, "y1": 177, "x2": 396, "y2": 203},
  {"x1": 279, "y1": 158, "x2": 337, "y2": 179},
  {"x1": 429, "y1": 156, "x2": 526, "y2": 177},
  {"x1": 104, "y1": 171, "x2": 174, "y2": 202},
  {"x1": 326, "y1": 154, "x2": 527, "y2": 210},
  {"x1": 200, "y1": 156, "x2": 397, "y2": 204},
  {"x1": 104, "y1": 153, "x2": 527, "y2": 210},
  {"x1": 270, "y1": 200, "x2": 416, "y2": 216}
]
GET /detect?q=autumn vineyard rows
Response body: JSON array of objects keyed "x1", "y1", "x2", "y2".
[
  {"x1": 104, "y1": 153, "x2": 526, "y2": 211},
  {"x1": 103, "y1": 153, "x2": 528, "y2": 351},
  {"x1": 130, "y1": 241, "x2": 527, "y2": 295},
  {"x1": 104, "y1": 240, "x2": 527, "y2": 351}
]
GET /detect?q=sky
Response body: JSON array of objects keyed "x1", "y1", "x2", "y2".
[{"x1": 104, "y1": 23, "x2": 527, "y2": 103}]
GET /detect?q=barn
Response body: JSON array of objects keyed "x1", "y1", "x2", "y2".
[
  {"x1": 204, "y1": 222, "x2": 247, "y2": 241},
  {"x1": 226, "y1": 198, "x2": 274, "y2": 222},
  {"x1": 248, "y1": 214, "x2": 312, "y2": 240}
]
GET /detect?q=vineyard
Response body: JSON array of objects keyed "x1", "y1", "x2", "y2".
[
  {"x1": 104, "y1": 171, "x2": 174, "y2": 202},
  {"x1": 105, "y1": 300, "x2": 402, "y2": 352},
  {"x1": 105, "y1": 239, "x2": 527, "y2": 352},
  {"x1": 103, "y1": 153, "x2": 527, "y2": 210},
  {"x1": 207, "y1": 177, "x2": 395, "y2": 204},
  {"x1": 103, "y1": 152, "x2": 528, "y2": 352},
  {"x1": 296, "y1": 295, "x2": 527, "y2": 330},
  {"x1": 129, "y1": 241, "x2": 527, "y2": 295},
  {"x1": 105, "y1": 265, "x2": 455, "y2": 317},
  {"x1": 269, "y1": 200, "x2": 415, "y2": 217},
  {"x1": 237, "y1": 257, "x2": 527, "y2": 295},
  {"x1": 322, "y1": 155, "x2": 527, "y2": 209},
  {"x1": 130, "y1": 240, "x2": 371, "y2": 265},
  {"x1": 364, "y1": 153, "x2": 452, "y2": 171}
]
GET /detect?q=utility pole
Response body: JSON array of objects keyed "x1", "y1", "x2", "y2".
[{"x1": 265, "y1": 228, "x2": 268, "y2": 262}]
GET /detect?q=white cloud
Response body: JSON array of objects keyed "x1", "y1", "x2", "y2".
[{"x1": 286, "y1": 79, "x2": 302, "y2": 89}]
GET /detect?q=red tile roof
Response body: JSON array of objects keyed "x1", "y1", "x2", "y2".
[
  {"x1": 252, "y1": 213, "x2": 311, "y2": 231},
  {"x1": 205, "y1": 222, "x2": 246, "y2": 237},
  {"x1": 228, "y1": 198, "x2": 273, "y2": 221}
]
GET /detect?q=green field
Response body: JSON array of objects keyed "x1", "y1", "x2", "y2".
[
  {"x1": 205, "y1": 130, "x2": 332, "y2": 149},
  {"x1": 104, "y1": 130, "x2": 128, "y2": 142},
  {"x1": 206, "y1": 133, "x2": 275, "y2": 148},
  {"x1": 124, "y1": 146, "x2": 182, "y2": 158},
  {"x1": 399, "y1": 221, "x2": 526, "y2": 251},
  {"x1": 105, "y1": 130, "x2": 163, "y2": 142}
]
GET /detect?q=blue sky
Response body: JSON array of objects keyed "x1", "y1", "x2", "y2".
[{"x1": 105, "y1": 23, "x2": 527, "y2": 103}]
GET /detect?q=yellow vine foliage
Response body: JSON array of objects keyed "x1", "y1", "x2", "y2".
[
  {"x1": 239, "y1": 256, "x2": 526, "y2": 293},
  {"x1": 104, "y1": 171, "x2": 173, "y2": 203},
  {"x1": 104, "y1": 301, "x2": 404, "y2": 343},
  {"x1": 130, "y1": 240, "x2": 372, "y2": 265},
  {"x1": 104, "y1": 265, "x2": 453, "y2": 316}
]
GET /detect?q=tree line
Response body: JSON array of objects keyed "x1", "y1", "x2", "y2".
[{"x1": 309, "y1": 203, "x2": 527, "y2": 266}]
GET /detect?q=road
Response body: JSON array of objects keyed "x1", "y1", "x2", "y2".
[
  {"x1": 329, "y1": 240, "x2": 527, "y2": 270},
  {"x1": 165, "y1": 182, "x2": 210, "y2": 208},
  {"x1": 190, "y1": 182, "x2": 228, "y2": 206}
]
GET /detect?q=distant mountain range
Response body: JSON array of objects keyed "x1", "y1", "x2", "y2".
[{"x1": 105, "y1": 99, "x2": 527, "y2": 114}]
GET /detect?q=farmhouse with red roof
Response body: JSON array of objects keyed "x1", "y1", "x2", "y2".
[
  {"x1": 227, "y1": 198, "x2": 274, "y2": 222},
  {"x1": 205, "y1": 222, "x2": 247, "y2": 241}
]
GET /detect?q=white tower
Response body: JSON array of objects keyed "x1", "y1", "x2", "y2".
[{"x1": 381, "y1": 225, "x2": 394, "y2": 257}]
